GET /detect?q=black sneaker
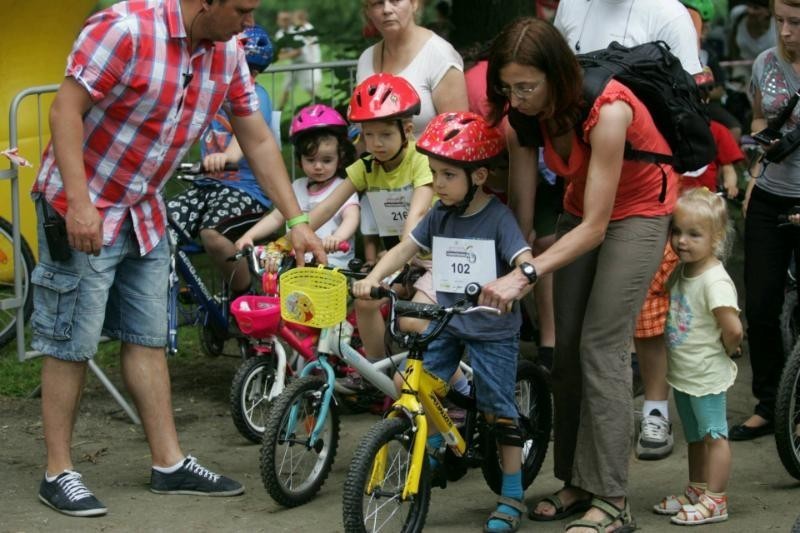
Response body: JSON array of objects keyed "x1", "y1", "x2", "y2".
[
  {"x1": 38, "y1": 470, "x2": 107, "y2": 517},
  {"x1": 150, "y1": 456, "x2": 244, "y2": 496}
]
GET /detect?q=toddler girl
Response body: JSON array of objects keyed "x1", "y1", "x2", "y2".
[
  {"x1": 655, "y1": 187, "x2": 743, "y2": 525},
  {"x1": 236, "y1": 104, "x2": 359, "y2": 268}
]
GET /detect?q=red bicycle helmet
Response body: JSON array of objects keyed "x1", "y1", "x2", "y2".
[
  {"x1": 289, "y1": 104, "x2": 348, "y2": 142},
  {"x1": 416, "y1": 112, "x2": 505, "y2": 166},
  {"x1": 348, "y1": 73, "x2": 421, "y2": 122}
]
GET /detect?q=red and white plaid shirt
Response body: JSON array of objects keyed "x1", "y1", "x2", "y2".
[{"x1": 33, "y1": 0, "x2": 259, "y2": 254}]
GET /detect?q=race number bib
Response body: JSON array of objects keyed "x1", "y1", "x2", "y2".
[
  {"x1": 432, "y1": 237, "x2": 497, "y2": 294},
  {"x1": 366, "y1": 189, "x2": 412, "y2": 237}
]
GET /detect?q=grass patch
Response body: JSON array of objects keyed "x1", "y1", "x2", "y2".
[{"x1": 0, "y1": 323, "x2": 213, "y2": 398}]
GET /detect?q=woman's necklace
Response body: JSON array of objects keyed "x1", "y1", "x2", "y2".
[{"x1": 575, "y1": 0, "x2": 635, "y2": 53}]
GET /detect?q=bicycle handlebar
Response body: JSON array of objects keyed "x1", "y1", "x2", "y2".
[
  {"x1": 374, "y1": 283, "x2": 500, "y2": 349},
  {"x1": 177, "y1": 161, "x2": 239, "y2": 176}
]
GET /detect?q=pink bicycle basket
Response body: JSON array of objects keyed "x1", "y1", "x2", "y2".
[{"x1": 231, "y1": 295, "x2": 282, "y2": 338}]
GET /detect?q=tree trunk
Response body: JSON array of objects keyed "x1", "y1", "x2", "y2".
[{"x1": 449, "y1": 0, "x2": 535, "y2": 51}]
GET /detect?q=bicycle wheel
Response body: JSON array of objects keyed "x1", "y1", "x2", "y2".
[
  {"x1": 229, "y1": 356, "x2": 277, "y2": 443},
  {"x1": 0, "y1": 217, "x2": 35, "y2": 349},
  {"x1": 781, "y1": 287, "x2": 799, "y2": 359},
  {"x1": 260, "y1": 376, "x2": 339, "y2": 507},
  {"x1": 342, "y1": 417, "x2": 430, "y2": 533},
  {"x1": 481, "y1": 359, "x2": 552, "y2": 494},
  {"x1": 199, "y1": 316, "x2": 226, "y2": 357},
  {"x1": 775, "y1": 341, "x2": 800, "y2": 480}
]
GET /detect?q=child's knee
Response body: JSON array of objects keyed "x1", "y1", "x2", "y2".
[
  {"x1": 354, "y1": 298, "x2": 381, "y2": 312},
  {"x1": 487, "y1": 416, "x2": 523, "y2": 448}
]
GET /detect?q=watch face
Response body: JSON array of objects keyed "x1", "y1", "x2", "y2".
[{"x1": 521, "y1": 263, "x2": 536, "y2": 282}]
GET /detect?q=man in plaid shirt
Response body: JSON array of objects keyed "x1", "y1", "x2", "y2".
[{"x1": 31, "y1": 0, "x2": 324, "y2": 517}]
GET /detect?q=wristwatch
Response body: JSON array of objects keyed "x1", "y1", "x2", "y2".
[{"x1": 519, "y1": 262, "x2": 538, "y2": 285}]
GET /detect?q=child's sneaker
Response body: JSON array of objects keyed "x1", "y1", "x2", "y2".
[
  {"x1": 653, "y1": 483, "x2": 704, "y2": 515},
  {"x1": 38, "y1": 470, "x2": 107, "y2": 517},
  {"x1": 670, "y1": 492, "x2": 728, "y2": 525},
  {"x1": 636, "y1": 409, "x2": 673, "y2": 460},
  {"x1": 150, "y1": 456, "x2": 244, "y2": 496}
]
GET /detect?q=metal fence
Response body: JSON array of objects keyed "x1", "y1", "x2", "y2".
[
  {"x1": 3, "y1": 60, "x2": 358, "y2": 360},
  {"x1": 4, "y1": 84, "x2": 58, "y2": 363}
]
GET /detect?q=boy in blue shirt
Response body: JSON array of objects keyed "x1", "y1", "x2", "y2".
[{"x1": 353, "y1": 112, "x2": 537, "y2": 533}]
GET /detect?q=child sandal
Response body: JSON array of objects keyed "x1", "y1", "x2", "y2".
[
  {"x1": 483, "y1": 496, "x2": 526, "y2": 533},
  {"x1": 653, "y1": 484, "x2": 704, "y2": 515},
  {"x1": 670, "y1": 492, "x2": 728, "y2": 525}
]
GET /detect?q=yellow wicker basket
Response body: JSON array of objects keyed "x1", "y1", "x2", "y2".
[{"x1": 279, "y1": 266, "x2": 347, "y2": 328}]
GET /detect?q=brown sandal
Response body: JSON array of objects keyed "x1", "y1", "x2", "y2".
[{"x1": 565, "y1": 497, "x2": 636, "y2": 532}]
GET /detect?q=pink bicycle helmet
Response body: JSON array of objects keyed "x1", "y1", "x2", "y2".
[
  {"x1": 416, "y1": 112, "x2": 505, "y2": 166},
  {"x1": 289, "y1": 104, "x2": 348, "y2": 142}
]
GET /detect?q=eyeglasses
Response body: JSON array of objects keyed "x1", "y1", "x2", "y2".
[{"x1": 493, "y1": 80, "x2": 545, "y2": 100}]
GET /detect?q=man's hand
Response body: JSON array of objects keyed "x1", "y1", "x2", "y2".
[
  {"x1": 288, "y1": 224, "x2": 326, "y2": 266},
  {"x1": 66, "y1": 201, "x2": 103, "y2": 256}
]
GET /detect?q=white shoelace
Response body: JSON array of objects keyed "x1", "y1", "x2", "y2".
[
  {"x1": 184, "y1": 456, "x2": 220, "y2": 482},
  {"x1": 640, "y1": 415, "x2": 671, "y2": 442},
  {"x1": 56, "y1": 471, "x2": 94, "y2": 502}
]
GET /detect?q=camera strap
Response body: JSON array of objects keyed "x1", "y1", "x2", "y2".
[{"x1": 767, "y1": 89, "x2": 800, "y2": 131}]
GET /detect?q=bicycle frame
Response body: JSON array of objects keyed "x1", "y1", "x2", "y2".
[
  {"x1": 166, "y1": 219, "x2": 230, "y2": 355},
  {"x1": 369, "y1": 355, "x2": 468, "y2": 501}
]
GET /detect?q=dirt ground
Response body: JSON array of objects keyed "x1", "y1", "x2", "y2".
[{"x1": 2, "y1": 344, "x2": 800, "y2": 533}]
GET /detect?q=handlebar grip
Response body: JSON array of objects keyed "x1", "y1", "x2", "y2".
[
  {"x1": 177, "y1": 161, "x2": 239, "y2": 175},
  {"x1": 464, "y1": 282, "x2": 481, "y2": 304},
  {"x1": 370, "y1": 286, "x2": 390, "y2": 299},
  {"x1": 395, "y1": 300, "x2": 446, "y2": 320}
]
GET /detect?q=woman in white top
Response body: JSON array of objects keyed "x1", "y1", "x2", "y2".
[{"x1": 357, "y1": 0, "x2": 469, "y2": 136}]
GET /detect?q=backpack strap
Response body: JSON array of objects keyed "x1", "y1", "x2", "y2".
[
  {"x1": 579, "y1": 61, "x2": 668, "y2": 202},
  {"x1": 360, "y1": 153, "x2": 375, "y2": 173}
]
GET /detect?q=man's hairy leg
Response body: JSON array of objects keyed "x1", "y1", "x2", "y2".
[
  {"x1": 42, "y1": 357, "x2": 87, "y2": 475},
  {"x1": 120, "y1": 343, "x2": 184, "y2": 467}
]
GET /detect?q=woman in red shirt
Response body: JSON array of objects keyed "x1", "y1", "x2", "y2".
[{"x1": 480, "y1": 17, "x2": 678, "y2": 532}]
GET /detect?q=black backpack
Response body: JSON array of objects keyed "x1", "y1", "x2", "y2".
[{"x1": 577, "y1": 40, "x2": 717, "y2": 175}]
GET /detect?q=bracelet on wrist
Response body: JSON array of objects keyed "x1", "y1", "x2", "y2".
[{"x1": 286, "y1": 213, "x2": 309, "y2": 229}]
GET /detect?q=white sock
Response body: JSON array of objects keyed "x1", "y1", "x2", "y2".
[
  {"x1": 643, "y1": 400, "x2": 669, "y2": 420},
  {"x1": 45, "y1": 470, "x2": 66, "y2": 482},
  {"x1": 452, "y1": 376, "x2": 470, "y2": 396},
  {"x1": 152, "y1": 457, "x2": 186, "y2": 473}
]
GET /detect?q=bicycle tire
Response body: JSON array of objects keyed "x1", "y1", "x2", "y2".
[
  {"x1": 0, "y1": 217, "x2": 35, "y2": 349},
  {"x1": 775, "y1": 340, "x2": 800, "y2": 480},
  {"x1": 260, "y1": 376, "x2": 339, "y2": 507},
  {"x1": 780, "y1": 288, "x2": 799, "y2": 359},
  {"x1": 230, "y1": 356, "x2": 278, "y2": 443},
  {"x1": 342, "y1": 417, "x2": 430, "y2": 533},
  {"x1": 481, "y1": 359, "x2": 552, "y2": 494},
  {"x1": 198, "y1": 316, "x2": 226, "y2": 357}
]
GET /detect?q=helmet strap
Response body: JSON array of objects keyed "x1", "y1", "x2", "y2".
[
  {"x1": 374, "y1": 120, "x2": 408, "y2": 169},
  {"x1": 307, "y1": 175, "x2": 336, "y2": 190},
  {"x1": 438, "y1": 168, "x2": 479, "y2": 216}
]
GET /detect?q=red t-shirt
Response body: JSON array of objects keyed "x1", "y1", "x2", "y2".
[
  {"x1": 680, "y1": 120, "x2": 744, "y2": 191},
  {"x1": 542, "y1": 79, "x2": 679, "y2": 220}
]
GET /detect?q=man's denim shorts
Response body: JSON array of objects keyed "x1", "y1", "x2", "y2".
[
  {"x1": 421, "y1": 326, "x2": 519, "y2": 420},
  {"x1": 30, "y1": 215, "x2": 169, "y2": 361},
  {"x1": 674, "y1": 389, "x2": 729, "y2": 442}
]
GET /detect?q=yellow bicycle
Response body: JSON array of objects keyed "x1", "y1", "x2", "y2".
[{"x1": 341, "y1": 284, "x2": 551, "y2": 532}]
